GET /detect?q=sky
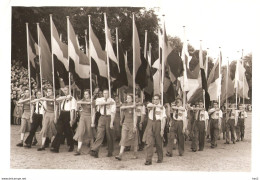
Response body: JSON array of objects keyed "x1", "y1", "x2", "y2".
[{"x1": 152, "y1": 0, "x2": 257, "y2": 65}]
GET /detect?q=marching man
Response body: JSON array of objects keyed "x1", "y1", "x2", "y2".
[
  {"x1": 236, "y1": 104, "x2": 247, "y2": 142},
  {"x1": 167, "y1": 97, "x2": 187, "y2": 157},
  {"x1": 143, "y1": 94, "x2": 166, "y2": 165},
  {"x1": 89, "y1": 89, "x2": 116, "y2": 158},
  {"x1": 190, "y1": 100, "x2": 209, "y2": 152},
  {"x1": 208, "y1": 101, "x2": 223, "y2": 148}
]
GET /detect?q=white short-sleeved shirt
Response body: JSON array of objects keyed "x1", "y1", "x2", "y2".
[
  {"x1": 238, "y1": 110, "x2": 247, "y2": 119},
  {"x1": 208, "y1": 108, "x2": 223, "y2": 119},
  {"x1": 147, "y1": 103, "x2": 167, "y2": 120},
  {"x1": 96, "y1": 97, "x2": 116, "y2": 115},
  {"x1": 35, "y1": 101, "x2": 44, "y2": 114},
  {"x1": 172, "y1": 108, "x2": 187, "y2": 121},
  {"x1": 136, "y1": 105, "x2": 146, "y2": 117},
  {"x1": 61, "y1": 96, "x2": 77, "y2": 111},
  {"x1": 195, "y1": 110, "x2": 209, "y2": 121}
]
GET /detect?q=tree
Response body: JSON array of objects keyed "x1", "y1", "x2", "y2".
[{"x1": 11, "y1": 7, "x2": 160, "y2": 67}]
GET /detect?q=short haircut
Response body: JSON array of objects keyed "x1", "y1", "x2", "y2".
[
  {"x1": 127, "y1": 93, "x2": 133, "y2": 99},
  {"x1": 24, "y1": 88, "x2": 29, "y2": 91},
  {"x1": 153, "y1": 94, "x2": 160, "y2": 99},
  {"x1": 84, "y1": 89, "x2": 90, "y2": 94},
  {"x1": 103, "y1": 89, "x2": 109, "y2": 93}
]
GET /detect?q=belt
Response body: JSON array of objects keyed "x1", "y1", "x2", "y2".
[
  {"x1": 149, "y1": 118, "x2": 161, "y2": 121},
  {"x1": 61, "y1": 110, "x2": 70, "y2": 113},
  {"x1": 101, "y1": 115, "x2": 111, "y2": 117},
  {"x1": 174, "y1": 119, "x2": 183, "y2": 121}
]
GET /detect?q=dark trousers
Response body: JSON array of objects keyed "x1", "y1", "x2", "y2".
[
  {"x1": 236, "y1": 118, "x2": 245, "y2": 140},
  {"x1": 226, "y1": 119, "x2": 235, "y2": 142},
  {"x1": 210, "y1": 119, "x2": 219, "y2": 147},
  {"x1": 173, "y1": 120, "x2": 184, "y2": 155},
  {"x1": 137, "y1": 116, "x2": 146, "y2": 148},
  {"x1": 51, "y1": 111, "x2": 74, "y2": 150},
  {"x1": 91, "y1": 115, "x2": 114, "y2": 154},
  {"x1": 145, "y1": 119, "x2": 163, "y2": 162},
  {"x1": 25, "y1": 113, "x2": 49, "y2": 146},
  {"x1": 191, "y1": 121, "x2": 205, "y2": 151}
]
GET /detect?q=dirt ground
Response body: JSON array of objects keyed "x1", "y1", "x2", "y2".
[{"x1": 10, "y1": 113, "x2": 251, "y2": 171}]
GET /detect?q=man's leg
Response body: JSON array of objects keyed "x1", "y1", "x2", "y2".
[
  {"x1": 177, "y1": 121, "x2": 184, "y2": 155},
  {"x1": 91, "y1": 117, "x2": 106, "y2": 155},
  {"x1": 105, "y1": 117, "x2": 114, "y2": 156},
  {"x1": 25, "y1": 114, "x2": 41, "y2": 146},
  {"x1": 154, "y1": 121, "x2": 163, "y2": 162},
  {"x1": 51, "y1": 115, "x2": 64, "y2": 151},
  {"x1": 198, "y1": 121, "x2": 205, "y2": 150}
]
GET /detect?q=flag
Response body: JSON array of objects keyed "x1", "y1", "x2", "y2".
[
  {"x1": 112, "y1": 39, "x2": 128, "y2": 89},
  {"x1": 220, "y1": 65, "x2": 235, "y2": 105},
  {"x1": 166, "y1": 50, "x2": 184, "y2": 82},
  {"x1": 89, "y1": 20, "x2": 108, "y2": 89},
  {"x1": 50, "y1": 16, "x2": 69, "y2": 89},
  {"x1": 38, "y1": 25, "x2": 52, "y2": 85},
  {"x1": 27, "y1": 28, "x2": 40, "y2": 89},
  {"x1": 104, "y1": 13, "x2": 119, "y2": 80},
  {"x1": 132, "y1": 15, "x2": 142, "y2": 76},
  {"x1": 234, "y1": 60, "x2": 249, "y2": 99},
  {"x1": 68, "y1": 19, "x2": 90, "y2": 90},
  {"x1": 199, "y1": 42, "x2": 210, "y2": 110},
  {"x1": 143, "y1": 44, "x2": 154, "y2": 96},
  {"x1": 208, "y1": 58, "x2": 221, "y2": 101}
]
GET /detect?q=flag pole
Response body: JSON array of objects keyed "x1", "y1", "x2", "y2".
[
  {"x1": 218, "y1": 47, "x2": 222, "y2": 109},
  {"x1": 104, "y1": 13, "x2": 112, "y2": 99},
  {"x1": 182, "y1": 26, "x2": 186, "y2": 107},
  {"x1": 36, "y1": 23, "x2": 43, "y2": 95},
  {"x1": 50, "y1": 14, "x2": 56, "y2": 120},
  {"x1": 226, "y1": 57, "x2": 229, "y2": 110},
  {"x1": 116, "y1": 27, "x2": 121, "y2": 102},
  {"x1": 141, "y1": 29, "x2": 148, "y2": 103},
  {"x1": 66, "y1": 16, "x2": 71, "y2": 96},
  {"x1": 158, "y1": 27, "x2": 161, "y2": 96},
  {"x1": 200, "y1": 40, "x2": 205, "y2": 108},
  {"x1": 60, "y1": 33, "x2": 62, "y2": 42},
  {"x1": 25, "y1": 23, "x2": 32, "y2": 109},
  {"x1": 235, "y1": 50, "x2": 239, "y2": 109},
  {"x1": 161, "y1": 16, "x2": 166, "y2": 105},
  {"x1": 132, "y1": 13, "x2": 136, "y2": 116},
  {"x1": 88, "y1": 16, "x2": 93, "y2": 101},
  {"x1": 242, "y1": 49, "x2": 244, "y2": 105}
]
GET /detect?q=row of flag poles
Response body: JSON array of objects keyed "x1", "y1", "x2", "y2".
[{"x1": 25, "y1": 13, "x2": 249, "y2": 108}]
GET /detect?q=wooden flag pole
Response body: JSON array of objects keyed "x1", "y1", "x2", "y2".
[
  {"x1": 104, "y1": 13, "x2": 112, "y2": 99},
  {"x1": 66, "y1": 16, "x2": 71, "y2": 96},
  {"x1": 36, "y1": 23, "x2": 43, "y2": 95},
  {"x1": 200, "y1": 40, "x2": 206, "y2": 108},
  {"x1": 242, "y1": 49, "x2": 244, "y2": 105},
  {"x1": 182, "y1": 26, "x2": 186, "y2": 107},
  {"x1": 132, "y1": 13, "x2": 136, "y2": 118},
  {"x1": 25, "y1": 23, "x2": 32, "y2": 110},
  {"x1": 49, "y1": 14, "x2": 56, "y2": 120},
  {"x1": 88, "y1": 17, "x2": 93, "y2": 101},
  {"x1": 161, "y1": 17, "x2": 166, "y2": 106},
  {"x1": 115, "y1": 28, "x2": 121, "y2": 102},
  {"x1": 218, "y1": 47, "x2": 221, "y2": 109},
  {"x1": 158, "y1": 27, "x2": 161, "y2": 96},
  {"x1": 226, "y1": 57, "x2": 229, "y2": 110}
]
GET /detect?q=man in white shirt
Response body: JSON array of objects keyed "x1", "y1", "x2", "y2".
[
  {"x1": 144, "y1": 94, "x2": 166, "y2": 165},
  {"x1": 190, "y1": 100, "x2": 209, "y2": 152},
  {"x1": 90, "y1": 89, "x2": 116, "y2": 158},
  {"x1": 51, "y1": 86, "x2": 77, "y2": 153},
  {"x1": 225, "y1": 104, "x2": 238, "y2": 144},
  {"x1": 24, "y1": 91, "x2": 50, "y2": 148},
  {"x1": 167, "y1": 97, "x2": 187, "y2": 157},
  {"x1": 135, "y1": 94, "x2": 146, "y2": 151},
  {"x1": 236, "y1": 104, "x2": 248, "y2": 141},
  {"x1": 208, "y1": 101, "x2": 223, "y2": 148}
]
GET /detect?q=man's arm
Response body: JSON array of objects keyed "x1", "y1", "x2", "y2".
[{"x1": 18, "y1": 98, "x2": 30, "y2": 104}]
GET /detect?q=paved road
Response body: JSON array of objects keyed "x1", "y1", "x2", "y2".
[{"x1": 10, "y1": 113, "x2": 251, "y2": 171}]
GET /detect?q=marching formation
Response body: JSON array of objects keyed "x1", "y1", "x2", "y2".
[
  {"x1": 15, "y1": 86, "x2": 248, "y2": 165},
  {"x1": 13, "y1": 10, "x2": 250, "y2": 166}
]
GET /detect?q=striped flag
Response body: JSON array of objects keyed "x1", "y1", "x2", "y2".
[
  {"x1": 68, "y1": 19, "x2": 90, "y2": 89},
  {"x1": 37, "y1": 25, "x2": 52, "y2": 85},
  {"x1": 50, "y1": 16, "x2": 69, "y2": 89}
]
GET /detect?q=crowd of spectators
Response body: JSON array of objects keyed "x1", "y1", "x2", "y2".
[{"x1": 10, "y1": 60, "x2": 52, "y2": 125}]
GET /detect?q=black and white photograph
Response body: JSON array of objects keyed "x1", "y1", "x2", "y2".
[{"x1": 1, "y1": 0, "x2": 260, "y2": 179}]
